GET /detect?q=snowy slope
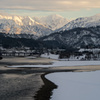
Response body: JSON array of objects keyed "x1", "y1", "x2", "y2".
[
  {"x1": 1, "y1": 13, "x2": 100, "y2": 38},
  {"x1": 57, "y1": 14, "x2": 100, "y2": 32},
  {"x1": 0, "y1": 14, "x2": 69, "y2": 37},
  {"x1": 41, "y1": 26, "x2": 100, "y2": 48},
  {"x1": 0, "y1": 14, "x2": 53, "y2": 37},
  {"x1": 33, "y1": 14, "x2": 69, "y2": 30}
]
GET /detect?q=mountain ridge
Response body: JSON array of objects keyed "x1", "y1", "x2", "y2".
[
  {"x1": 56, "y1": 13, "x2": 100, "y2": 32},
  {"x1": 40, "y1": 26, "x2": 100, "y2": 48},
  {"x1": 0, "y1": 13, "x2": 69, "y2": 37},
  {"x1": 1, "y1": 26, "x2": 100, "y2": 49}
]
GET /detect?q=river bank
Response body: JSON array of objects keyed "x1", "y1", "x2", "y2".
[
  {"x1": 0, "y1": 56, "x2": 54, "y2": 100},
  {"x1": 1, "y1": 56, "x2": 100, "y2": 100},
  {"x1": 0, "y1": 57, "x2": 74, "y2": 100}
]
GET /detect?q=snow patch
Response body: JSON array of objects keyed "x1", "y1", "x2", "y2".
[{"x1": 41, "y1": 53, "x2": 59, "y2": 59}]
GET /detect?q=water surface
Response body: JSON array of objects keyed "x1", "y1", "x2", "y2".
[{"x1": 46, "y1": 71, "x2": 100, "y2": 100}]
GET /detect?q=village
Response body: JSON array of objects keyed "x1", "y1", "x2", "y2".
[{"x1": 1, "y1": 43, "x2": 100, "y2": 61}]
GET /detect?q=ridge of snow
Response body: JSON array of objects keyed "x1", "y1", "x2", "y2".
[
  {"x1": 33, "y1": 14, "x2": 69, "y2": 30},
  {"x1": 0, "y1": 14, "x2": 53, "y2": 36},
  {"x1": 56, "y1": 14, "x2": 100, "y2": 32}
]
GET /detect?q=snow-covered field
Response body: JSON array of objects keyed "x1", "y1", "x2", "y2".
[
  {"x1": 7, "y1": 53, "x2": 100, "y2": 68},
  {"x1": 46, "y1": 71, "x2": 100, "y2": 100},
  {"x1": 41, "y1": 53, "x2": 59, "y2": 60},
  {"x1": 41, "y1": 53, "x2": 85, "y2": 60},
  {"x1": 8, "y1": 60, "x2": 100, "y2": 68}
]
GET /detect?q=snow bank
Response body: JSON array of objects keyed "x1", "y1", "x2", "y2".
[
  {"x1": 41, "y1": 53, "x2": 59, "y2": 60},
  {"x1": 8, "y1": 60, "x2": 100, "y2": 68}
]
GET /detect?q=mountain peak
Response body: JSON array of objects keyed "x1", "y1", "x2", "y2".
[
  {"x1": 56, "y1": 13, "x2": 100, "y2": 32},
  {"x1": 35, "y1": 14, "x2": 69, "y2": 30}
]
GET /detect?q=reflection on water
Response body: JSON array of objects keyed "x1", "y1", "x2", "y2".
[{"x1": 46, "y1": 71, "x2": 100, "y2": 100}]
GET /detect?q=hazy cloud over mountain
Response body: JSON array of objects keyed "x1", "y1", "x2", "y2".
[{"x1": 0, "y1": 0, "x2": 100, "y2": 11}]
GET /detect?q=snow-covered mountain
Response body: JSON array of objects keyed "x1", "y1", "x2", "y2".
[
  {"x1": 1, "y1": 26, "x2": 100, "y2": 48},
  {"x1": 0, "y1": 13, "x2": 69, "y2": 38},
  {"x1": 0, "y1": 14, "x2": 53, "y2": 37},
  {"x1": 56, "y1": 14, "x2": 100, "y2": 32},
  {"x1": 40, "y1": 26, "x2": 100, "y2": 48},
  {"x1": 33, "y1": 14, "x2": 69, "y2": 30},
  {"x1": 1, "y1": 13, "x2": 100, "y2": 39}
]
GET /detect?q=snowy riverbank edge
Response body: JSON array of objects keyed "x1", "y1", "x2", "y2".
[{"x1": 8, "y1": 60, "x2": 100, "y2": 68}]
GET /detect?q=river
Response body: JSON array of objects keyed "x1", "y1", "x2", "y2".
[{"x1": 45, "y1": 71, "x2": 100, "y2": 100}]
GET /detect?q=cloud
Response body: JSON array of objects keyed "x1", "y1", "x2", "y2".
[{"x1": 0, "y1": 0, "x2": 100, "y2": 11}]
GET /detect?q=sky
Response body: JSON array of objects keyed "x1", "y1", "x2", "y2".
[{"x1": 0, "y1": 0, "x2": 100, "y2": 19}]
